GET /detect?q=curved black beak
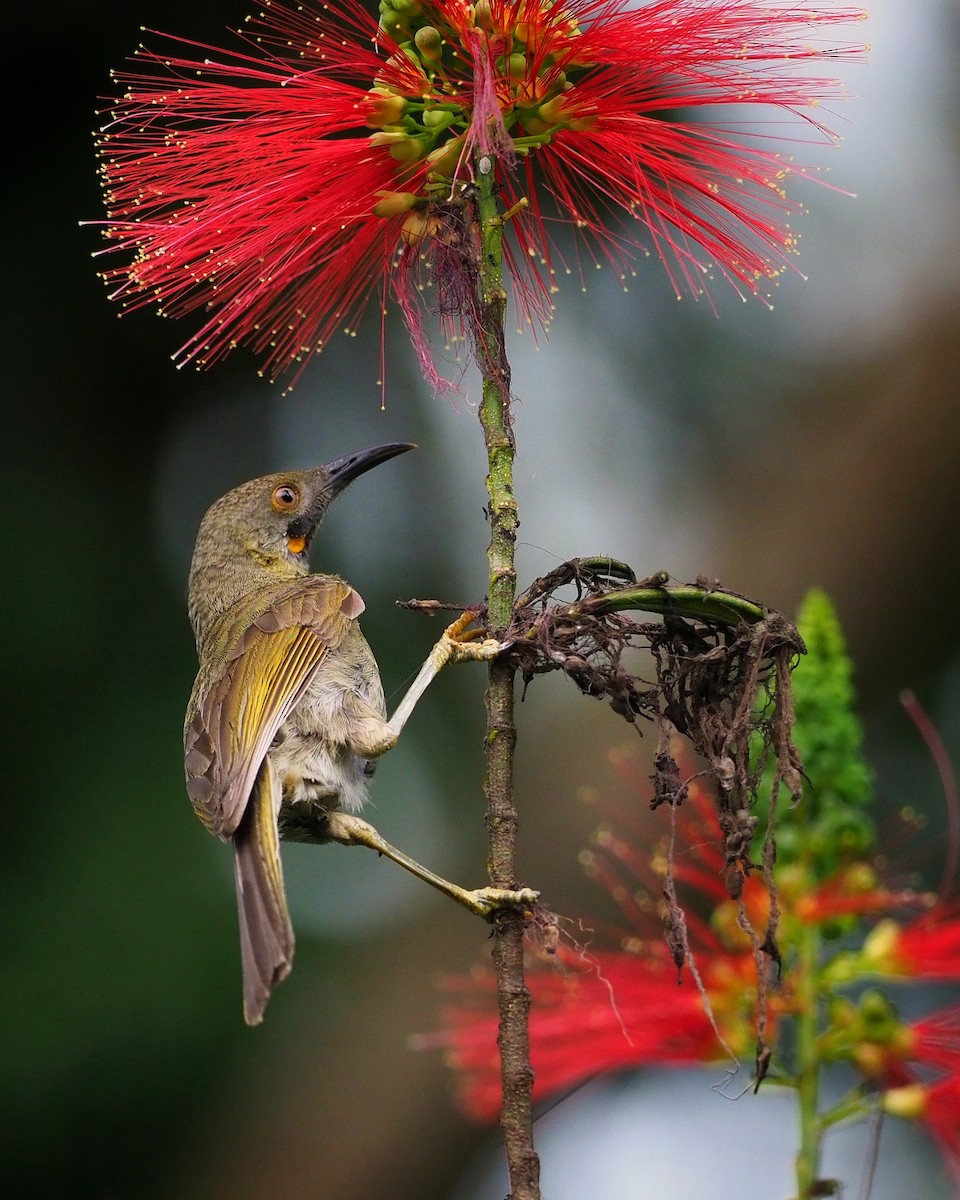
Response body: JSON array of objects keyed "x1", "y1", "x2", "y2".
[
  {"x1": 287, "y1": 442, "x2": 417, "y2": 542},
  {"x1": 324, "y1": 442, "x2": 417, "y2": 498}
]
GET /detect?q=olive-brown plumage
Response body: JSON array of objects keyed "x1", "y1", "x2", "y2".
[{"x1": 184, "y1": 444, "x2": 415, "y2": 1025}]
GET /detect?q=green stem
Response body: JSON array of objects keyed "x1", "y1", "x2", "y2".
[
  {"x1": 819, "y1": 1089, "x2": 871, "y2": 1130},
  {"x1": 794, "y1": 912, "x2": 823, "y2": 1199},
  {"x1": 472, "y1": 159, "x2": 541, "y2": 1200}
]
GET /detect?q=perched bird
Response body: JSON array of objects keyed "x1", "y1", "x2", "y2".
[{"x1": 184, "y1": 444, "x2": 535, "y2": 1024}]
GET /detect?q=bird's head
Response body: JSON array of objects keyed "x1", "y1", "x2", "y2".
[{"x1": 188, "y1": 442, "x2": 415, "y2": 631}]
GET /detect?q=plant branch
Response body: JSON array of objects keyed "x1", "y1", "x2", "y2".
[
  {"x1": 471, "y1": 159, "x2": 541, "y2": 1200},
  {"x1": 794, "y1": 909, "x2": 823, "y2": 1199},
  {"x1": 567, "y1": 584, "x2": 766, "y2": 626}
]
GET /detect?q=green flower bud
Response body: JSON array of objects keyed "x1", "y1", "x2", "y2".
[
  {"x1": 858, "y1": 988, "x2": 898, "y2": 1029},
  {"x1": 882, "y1": 1084, "x2": 926, "y2": 1120},
  {"x1": 415, "y1": 26, "x2": 443, "y2": 60},
  {"x1": 506, "y1": 52, "x2": 527, "y2": 80},
  {"x1": 539, "y1": 94, "x2": 598, "y2": 131},
  {"x1": 363, "y1": 92, "x2": 409, "y2": 129},
  {"x1": 388, "y1": 134, "x2": 428, "y2": 164},
  {"x1": 819, "y1": 948, "x2": 861, "y2": 987},
  {"x1": 519, "y1": 115, "x2": 550, "y2": 135},
  {"x1": 371, "y1": 190, "x2": 419, "y2": 218},
  {"x1": 853, "y1": 1042, "x2": 889, "y2": 1078},
  {"x1": 369, "y1": 130, "x2": 427, "y2": 164},
  {"x1": 828, "y1": 995, "x2": 858, "y2": 1029},
  {"x1": 862, "y1": 919, "x2": 902, "y2": 971},
  {"x1": 424, "y1": 134, "x2": 465, "y2": 178},
  {"x1": 422, "y1": 108, "x2": 457, "y2": 132},
  {"x1": 369, "y1": 130, "x2": 409, "y2": 148}
]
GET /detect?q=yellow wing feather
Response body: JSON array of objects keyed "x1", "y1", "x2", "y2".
[{"x1": 184, "y1": 577, "x2": 356, "y2": 838}]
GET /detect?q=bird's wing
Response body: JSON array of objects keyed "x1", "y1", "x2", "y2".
[{"x1": 184, "y1": 578, "x2": 366, "y2": 838}]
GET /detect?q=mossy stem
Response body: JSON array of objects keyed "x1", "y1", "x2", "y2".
[{"x1": 472, "y1": 156, "x2": 541, "y2": 1200}]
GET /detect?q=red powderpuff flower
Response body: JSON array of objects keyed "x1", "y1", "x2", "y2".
[
  {"x1": 419, "y1": 755, "x2": 783, "y2": 1122},
  {"x1": 93, "y1": 0, "x2": 867, "y2": 391},
  {"x1": 418, "y1": 944, "x2": 758, "y2": 1124}
]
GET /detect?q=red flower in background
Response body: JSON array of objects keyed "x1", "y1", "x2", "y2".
[
  {"x1": 920, "y1": 1074, "x2": 960, "y2": 1188},
  {"x1": 421, "y1": 945, "x2": 751, "y2": 1123},
  {"x1": 885, "y1": 1067, "x2": 960, "y2": 1189},
  {"x1": 863, "y1": 905, "x2": 960, "y2": 982},
  {"x1": 909, "y1": 1007, "x2": 960, "y2": 1074},
  {"x1": 94, "y1": 0, "x2": 866, "y2": 390},
  {"x1": 420, "y1": 754, "x2": 782, "y2": 1122},
  {"x1": 424, "y1": 738, "x2": 960, "y2": 1139}
]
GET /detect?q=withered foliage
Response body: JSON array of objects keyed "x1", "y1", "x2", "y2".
[
  {"x1": 403, "y1": 558, "x2": 807, "y2": 1085},
  {"x1": 509, "y1": 557, "x2": 805, "y2": 1086},
  {"x1": 506, "y1": 557, "x2": 803, "y2": 804}
]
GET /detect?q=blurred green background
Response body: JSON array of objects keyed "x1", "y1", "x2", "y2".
[{"x1": 4, "y1": 1, "x2": 960, "y2": 1196}]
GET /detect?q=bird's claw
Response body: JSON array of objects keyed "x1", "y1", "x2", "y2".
[
  {"x1": 437, "y1": 611, "x2": 505, "y2": 666},
  {"x1": 462, "y1": 886, "x2": 540, "y2": 919}
]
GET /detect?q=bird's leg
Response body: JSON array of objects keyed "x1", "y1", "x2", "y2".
[
  {"x1": 386, "y1": 610, "x2": 503, "y2": 738},
  {"x1": 337, "y1": 614, "x2": 530, "y2": 918},
  {"x1": 324, "y1": 811, "x2": 538, "y2": 918}
]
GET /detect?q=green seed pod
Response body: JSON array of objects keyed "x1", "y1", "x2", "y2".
[{"x1": 828, "y1": 996, "x2": 859, "y2": 1029}]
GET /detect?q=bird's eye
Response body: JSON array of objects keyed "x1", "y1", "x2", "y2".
[{"x1": 271, "y1": 484, "x2": 300, "y2": 512}]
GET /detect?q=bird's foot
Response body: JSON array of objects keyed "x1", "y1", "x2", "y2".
[
  {"x1": 434, "y1": 610, "x2": 504, "y2": 668},
  {"x1": 324, "y1": 813, "x2": 539, "y2": 918},
  {"x1": 458, "y1": 886, "x2": 541, "y2": 919}
]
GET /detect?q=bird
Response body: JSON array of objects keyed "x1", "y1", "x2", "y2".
[{"x1": 183, "y1": 443, "x2": 537, "y2": 1024}]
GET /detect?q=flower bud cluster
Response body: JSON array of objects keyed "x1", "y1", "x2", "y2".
[
  {"x1": 819, "y1": 990, "x2": 915, "y2": 1078},
  {"x1": 366, "y1": 0, "x2": 593, "y2": 199}
]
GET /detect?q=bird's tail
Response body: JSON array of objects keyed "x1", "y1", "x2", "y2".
[{"x1": 233, "y1": 756, "x2": 294, "y2": 1025}]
